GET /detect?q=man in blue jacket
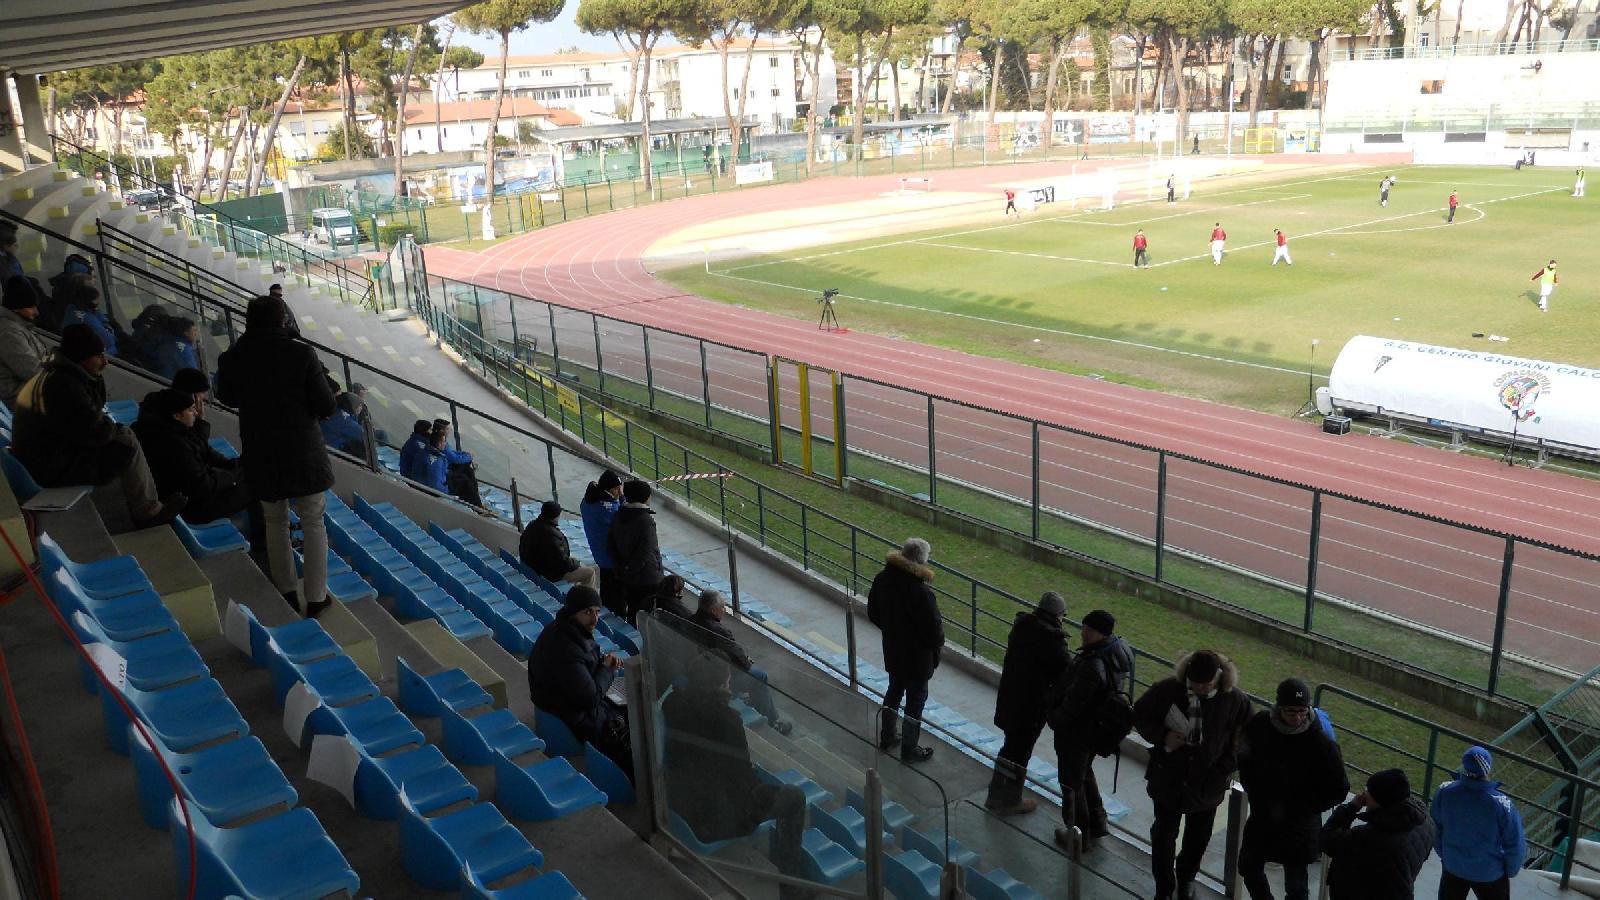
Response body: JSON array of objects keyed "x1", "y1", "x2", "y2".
[
  {"x1": 398, "y1": 419, "x2": 432, "y2": 480},
  {"x1": 1432, "y1": 746, "x2": 1526, "y2": 900},
  {"x1": 579, "y1": 469, "x2": 624, "y2": 616}
]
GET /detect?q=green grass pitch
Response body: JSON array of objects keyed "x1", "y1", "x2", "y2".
[{"x1": 661, "y1": 164, "x2": 1596, "y2": 414}]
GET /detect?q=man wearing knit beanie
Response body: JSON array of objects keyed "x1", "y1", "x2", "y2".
[
  {"x1": 527, "y1": 584, "x2": 633, "y2": 780},
  {"x1": 985, "y1": 591, "x2": 1071, "y2": 815},
  {"x1": 1236, "y1": 677, "x2": 1348, "y2": 900},
  {"x1": 0, "y1": 276, "x2": 50, "y2": 410},
  {"x1": 1321, "y1": 768, "x2": 1434, "y2": 899},
  {"x1": 10, "y1": 325, "x2": 187, "y2": 528},
  {"x1": 1432, "y1": 746, "x2": 1526, "y2": 899},
  {"x1": 1047, "y1": 608, "x2": 1132, "y2": 852}
]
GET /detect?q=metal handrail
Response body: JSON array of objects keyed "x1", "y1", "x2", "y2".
[{"x1": 1332, "y1": 38, "x2": 1600, "y2": 61}]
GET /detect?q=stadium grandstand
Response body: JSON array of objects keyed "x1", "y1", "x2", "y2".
[{"x1": 1, "y1": 3, "x2": 1599, "y2": 900}]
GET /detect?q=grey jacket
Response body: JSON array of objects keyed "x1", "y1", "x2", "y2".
[{"x1": 0, "y1": 309, "x2": 50, "y2": 412}]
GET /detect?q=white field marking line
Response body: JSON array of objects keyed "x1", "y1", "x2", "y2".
[
  {"x1": 707, "y1": 268, "x2": 1319, "y2": 377},
  {"x1": 915, "y1": 241, "x2": 1138, "y2": 268},
  {"x1": 716, "y1": 167, "x2": 1384, "y2": 273},
  {"x1": 1045, "y1": 193, "x2": 1316, "y2": 227},
  {"x1": 1328, "y1": 174, "x2": 1570, "y2": 190},
  {"x1": 1332, "y1": 204, "x2": 1486, "y2": 235},
  {"x1": 1144, "y1": 186, "x2": 1561, "y2": 268}
]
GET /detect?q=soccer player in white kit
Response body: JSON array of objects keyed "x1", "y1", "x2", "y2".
[
  {"x1": 1210, "y1": 222, "x2": 1227, "y2": 265},
  {"x1": 1576, "y1": 168, "x2": 1587, "y2": 198},
  {"x1": 1271, "y1": 229, "x2": 1292, "y2": 265}
]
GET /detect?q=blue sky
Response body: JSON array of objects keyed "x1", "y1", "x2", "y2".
[{"x1": 437, "y1": 9, "x2": 616, "y2": 58}]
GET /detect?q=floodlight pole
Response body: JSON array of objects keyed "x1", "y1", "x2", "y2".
[{"x1": 1297, "y1": 339, "x2": 1320, "y2": 417}]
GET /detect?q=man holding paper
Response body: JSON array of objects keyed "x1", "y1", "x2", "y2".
[{"x1": 1132, "y1": 650, "x2": 1253, "y2": 900}]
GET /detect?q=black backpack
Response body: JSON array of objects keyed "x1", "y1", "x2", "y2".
[{"x1": 1086, "y1": 680, "x2": 1135, "y2": 757}]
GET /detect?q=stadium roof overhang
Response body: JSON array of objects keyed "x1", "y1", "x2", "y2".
[{"x1": 3, "y1": 0, "x2": 475, "y2": 75}]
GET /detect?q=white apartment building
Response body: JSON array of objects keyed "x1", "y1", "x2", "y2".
[
  {"x1": 442, "y1": 39, "x2": 830, "y2": 133},
  {"x1": 402, "y1": 97, "x2": 581, "y2": 154}
]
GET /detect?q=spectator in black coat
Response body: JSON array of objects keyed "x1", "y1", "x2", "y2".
[
  {"x1": 985, "y1": 591, "x2": 1072, "y2": 815},
  {"x1": 0, "y1": 277, "x2": 51, "y2": 411},
  {"x1": 11, "y1": 326, "x2": 185, "y2": 527},
  {"x1": 526, "y1": 586, "x2": 631, "y2": 780},
  {"x1": 607, "y1": 479, "x2": 662, "y2": 625},
  {"x1": 663, "y1": 654, "x2": 812, "y2": 899},
  {"x1": 1048, "y1": 609, "x2": 1132, "y2": 849},
  {"x1": 1237, "y1": 678, "x2": 1350, "y2": 900},
  {"x1": 690, "y1": 589, "x2": 790, "y2": 734},
  {"x1": 1321, "y1": 768, "x2": 1434, "y2": 900},
  {"x1": 518, "y1": 501, "x2": 599, "y2": 592},
  {"x1": 214, "y1": 294, "x2": 336, "y2": 618},
  {"x1": 1132, "y1": 650, "x2": 1254, "y2": 900},
  {"x1": 170, "y1": 368, "x2": 213, "y2": 440},
  {"x1": 130, "y1": 389, "x2": 251, "y2": 525},
  {"x1": 653, "y1": 573, "x2": 693, "y2": 620},
  {"x1": 867, "y1": 537, "x2": 944, "y2": 763}
]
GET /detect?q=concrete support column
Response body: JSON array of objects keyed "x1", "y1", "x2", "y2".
[
  {"x1": 0, "y1": 76, "x2": 26, "y2": 173},
  {"x1": 14, "y1": 74, "x2": 52, "y2": 164}
]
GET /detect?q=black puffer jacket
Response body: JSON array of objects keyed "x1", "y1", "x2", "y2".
[
  {"x1": 607, "y1": 503, "x2": 662, "y2": 588},
  {"x1": 11, "y1": 354, "x2": 131, "y2": 487},
  {"x1": 1322, "y1": 797, "x2": 1434, "y2": 900},
  {"x1": 519, "y1": 517, "x2": 577, "y2": 581},
  {"x1": 689, "y1": 610, "x2": 753, "y2": 671},
  {"x1": 1132, "y1": 651, "x2": 1254, "y2": 812},
  {"x1": 527, "y1": 617, "x2": 615, "y2": 742},
  {"x1": 1049, "y1": 635, "x2": 1134, "y2": 739},
  {"x1": 1238, "y1": 709, "x2": 1350, "y2": 865},
  {"x1": 130, "y1": 400, "x2": 240, "y2": 510},
  {"x1": 213, "y1": 325, "x2": 335, "y2": 501},
  {"x1": 993, "y1": 610, "x2": 1072, "y2": 733},
  {"x1": 867, "y1": 552, "x2": 945, "y2": 681},
  {"x1": 663, "y1": 683, "x2": 765, "y2": 842}
]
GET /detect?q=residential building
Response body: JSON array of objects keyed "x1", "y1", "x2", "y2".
[{"x1": 402, "y1": 97, "x2": 582, "y2": 154}]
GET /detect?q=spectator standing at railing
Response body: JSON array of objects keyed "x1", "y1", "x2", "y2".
[
  {"x1": 131, "y1": 389, "x2": 252, "y2": 528},
  {"x1": 984, "y1": 590, "x2": 1072, "y2": 816},
  {"x1": 520, "y1": 500, "x2": 601, "y2": 592},
  {"x1": 1132, "y1": 650, "x2": 1252, "y2": 900},
  {"x1": 689, "y1": 589, "x2": 791, "y2": 735},
  {"x1": 663, "y1": 653, "x2": 812, "y2": 900},
  {"x1": 1047, "y1": 609, "x2": 1132, "y2": 849},
  {"x1": 1236, "y1": 678, "x2": 1350, "y2": 900},
  {"x1": 0, "y1": 277, "x2": 51, "y2": 411},
  {"x1": 12, "y1": 325, "x2": 187, "y2": 528},
  {"x1": 1320, "y1": 768, "x2": 1434, "y2": 900},
  {"x1": 580, "y1": 470, "x2": 625, "y2": 617},
  {"x1": 215, "y1": 293, "x2": 337, "y2": 618},
  {"x1": 398, "y1": 419, "x2": 432, "y2": 480},
  {"x1": 868, "y1": 537, "x2": 944, "y2": 763},
  {"x1": 1432, "y1": 746, "x2": 1526, "y2": 900},
  {"x1": 608, "y1": 479, "x2": 663, "y2": 625}
]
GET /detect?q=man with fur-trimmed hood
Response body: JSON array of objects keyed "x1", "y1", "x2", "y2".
[
  {"x1": 1132, "y1": 650, "x2": 1253, "y2": 900},
  {"x1": 867, "y1": 538, "x2": 944, "y2": 763}
]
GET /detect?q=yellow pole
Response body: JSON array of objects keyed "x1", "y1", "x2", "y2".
[
  {"x1": 769, "y1": 358, "x2": 784, "y2": 465},
  {"x1": 798, "y1": 363, "x2": 813, "y2": 476},
  {"x1": 831, "y1": 369, "x2": 843, "y2": 484}
]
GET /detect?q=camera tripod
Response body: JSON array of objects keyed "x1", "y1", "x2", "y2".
[{"x1": 818, "y1": 288, "x2": 841, "y2": 331}]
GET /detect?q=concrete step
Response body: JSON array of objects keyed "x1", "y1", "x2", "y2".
[{"x1": 112, "y1": 525, "x2": 219, "y2": 642}]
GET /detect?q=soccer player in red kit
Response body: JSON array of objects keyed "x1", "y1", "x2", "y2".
[
  {"x1": 1271, "y1": 229, "x2": 1292, "y2": 265},
  {"x1": 1209, "y1": 223, "x2": 1227, "y2": 265},
  {"x1": 1448, "y1": 190, "x2": 1459, "y2": 224},
  {"x1": 1004, "y1": 189, "x2": 1017, "y2": 217},
  {"x1": 1133, "y1": 229, "x2": 1149, "y2": 267}
]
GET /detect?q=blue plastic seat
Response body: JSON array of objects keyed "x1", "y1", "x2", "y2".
[
  {"x1": 206, "y1": 436, "x2": 239, "y2": 459},
  {"x1": 172, "y1": 515, "x2": 249, "y2": 558},
  {"x1": 38, "y1": 533, "x2": 150, "y2": 598},
  {"x1": 797, "y1": 828, "x2": 866, "y2": 884},
  {"x1": 396, "y1": 656, "x2": 492, "y2": 718},
  {"x1": 847, "y1": 787, "x2": 917, "y2": 832},
  {"x1": 441, "y1": 705, "x2": 544, "y2": 766},
  {"x1": 168, "y1": 797, "x2": 360, "y2": 899},
  {"x1": 493, "y1": 752, "x2": 607, "y2": 821},
  {"x1": 669, "y1": 810, "x2": 774, "y2": 855},
  {"x1": 0, "y1": 449, "x2": 42, "y2": 502},
  {"x1": 901, "y1": 824, "x2": 979, "y2": 867},
  {"x1": 68, "y1": 610, "x2": 207, "y2": 694},
  {"x1": 465, "y1": 868, "x2": 584, "y2": 900},
  {"x1": 352, "y1": 742, "x2": 478, "y2": 821},
  {"x1": 583, "y1": 742, "x2": 634, "y2": 806},
  {"x1": 131, "y1": 730, "x2": 295, "y2": 829},
  {"x1": 103, "y1": 677, "x2": 248, "y2": 755},
  {"x1": 397, "y1": 788, "x2": 544, "y2": 892},
  {"x1": 49, "y1": 569, "x2": 178, "y2": 642},
  {"x1": 105, "y1": 398, "x2": 139, "y2": 424},
  {"x1": 533, "y1": 708, "x2": 584, "y2": 758},
  {"x1": 964, "y1": 866, "x2": 1045, "y2": 900},
  {"x1": 298, "y1": 692, "x2": 424, "y2": 755},
  {"x1": 270, "y1": 652, "x2": 380, "y2": 708},
  {"x1": 765, "y1": 768, "x2": 833, "y2": 809},
  {"x1": 238, "y1": 604, "x2": 337, "y2": 669},
  {"x1": 812, "y1": 804, "x2": 880, "y2": 859},
  {"x1": 885, "y1": 849, "x2": 942, "y2": 900}
]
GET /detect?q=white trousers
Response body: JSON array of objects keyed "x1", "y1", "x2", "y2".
[
  {"x1": 1272, "y1": 245, "x2": 1292, "y2": 265},
  {"x1": 1211, "y1": 240, "x2": 1225, "y2": 264},
  {"x1": 1540, "y1": 284, "x2": 1554, "y2": 310}
]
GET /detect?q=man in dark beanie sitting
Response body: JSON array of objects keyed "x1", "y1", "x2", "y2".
[
  {"x1": 0, "y1": 276, "x2": 51, "y2": 411},
  {"x1": 131, "y1": 389, "x2": 250, "y2": 526},
  {"x1": 11, "y1": 324, "x2": 186, "y2": 527},
  {"x1": 1321, "y1": 768, "x2": 1434, "y2": 900},
  {"x1": 1237, "y1": 677, "x2": 1349, "y2": 900},
  {"x1": 527, "y1": 584, "x2": 632, "y2": 780},
  {"x1": 169, "y1": 368, "x2": 214, "y2": 437}
]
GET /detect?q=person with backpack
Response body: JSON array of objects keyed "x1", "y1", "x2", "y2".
[
  {"x1": 984, "y1": 591, "x2": 1072, "y2": 816},
  {"x1": 1047, "y1": 609, "x2": 1132, "y2": 850},
  {"x1": 1236, "y1": 678, "x2": 1350, "y2": 900},
  {"x1": 1133, "y1": 650, "x2": 1253, "y2": 900}
]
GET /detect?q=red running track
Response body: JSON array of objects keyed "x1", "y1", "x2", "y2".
[{"x1": 425, "y1": 155, "x2": 1600, "y2": 676}]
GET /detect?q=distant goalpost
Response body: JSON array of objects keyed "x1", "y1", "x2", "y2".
[{"x1": 1244, "y1": 127, "x2": 1281, "y2": 153}]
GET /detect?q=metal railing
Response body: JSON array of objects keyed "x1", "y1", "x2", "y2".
[
  {"x1": 400, "y1": 253, "x2": 1595, "y2": 705},
  {"x1": 1332, "y1": 37, "x2": 1600, "y2": 61}
]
